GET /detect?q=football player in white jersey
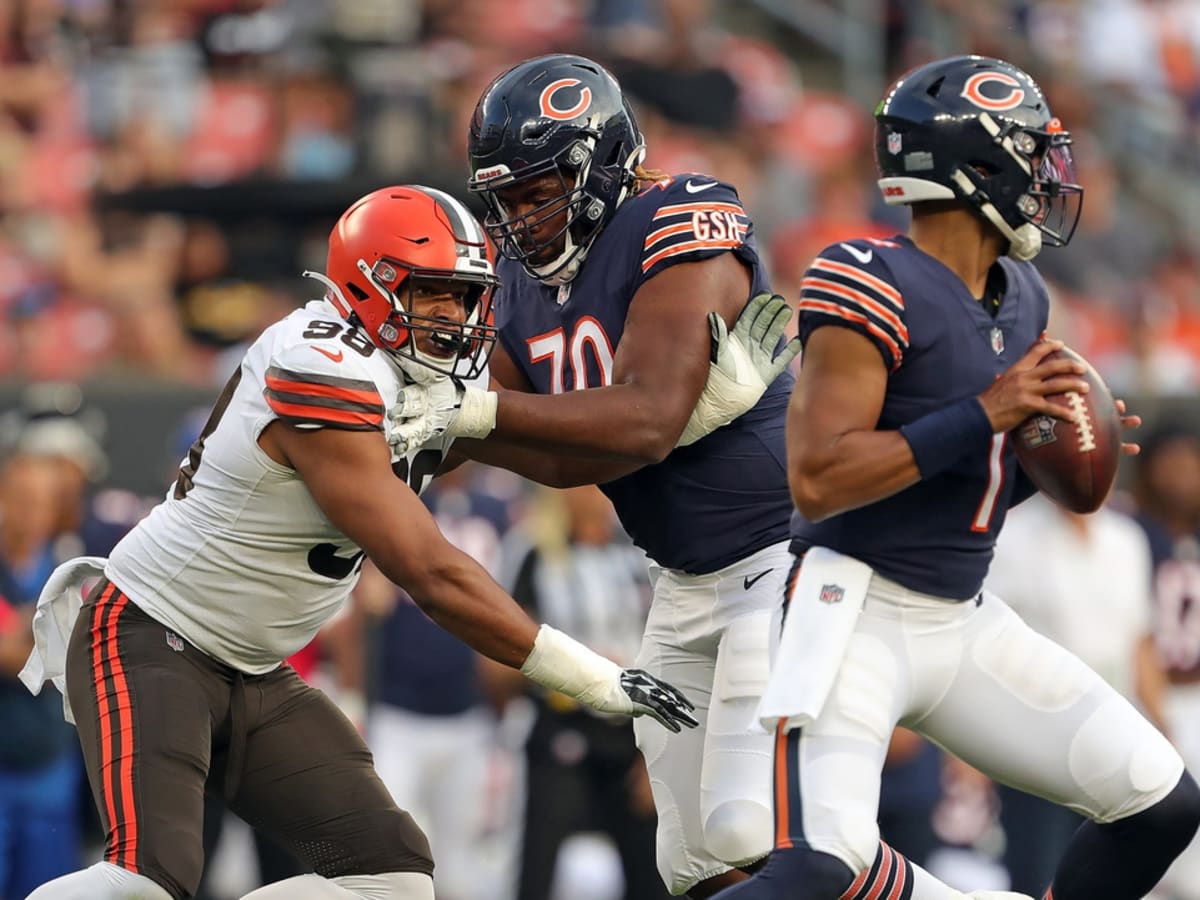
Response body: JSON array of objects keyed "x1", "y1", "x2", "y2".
[{"x1": 19, "y1": 186, "x2": 703, "y2": 900}]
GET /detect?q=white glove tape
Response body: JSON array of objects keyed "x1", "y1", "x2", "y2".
[
  {"x1": 519, "y1": 625, "x2": 631, "y2": 715},
  {"x1": 447, "y1": 387, "x2": 498, "y2": 440}
]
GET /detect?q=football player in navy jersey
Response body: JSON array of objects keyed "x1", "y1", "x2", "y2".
[
  {"x1": 715, "y1": 55, "x2": 1200, "y2": 900},
  {"x1": 384, "y1": 53, "x2": 1019, "y2": 900}
]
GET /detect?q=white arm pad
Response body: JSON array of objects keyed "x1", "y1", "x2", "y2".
[
  {"x1": 447, "y1": 386, "x2": 498, "y2": 440},
  {"x1": 519, "y1": 624, "x2": 631, "y2": 715}
]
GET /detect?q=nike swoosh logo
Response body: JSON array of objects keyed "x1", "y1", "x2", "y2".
[
  {"x1": 312, "y1": 345, "x2": 344, "y2": 363},
  {"x1": 743, "y1": 569, "x2": 772, "y2": 591},
  {"x1": 839, "y1": 243, "x2": 873, "y2": 265},
  {"x1": 685, "y1": 179, "x2": 717, "y2": 194}
]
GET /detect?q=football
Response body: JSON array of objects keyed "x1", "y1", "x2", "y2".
[{"x1": 1012, "y1": 346, "x2": 1121, "y2": 514}]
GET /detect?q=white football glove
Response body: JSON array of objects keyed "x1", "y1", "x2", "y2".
[
  {"x1": 677, "y1": 292, "x2": 802, "y2": 447},
  {"x1": 387, "y1": 378, "x2": 498, "y2": 455}
]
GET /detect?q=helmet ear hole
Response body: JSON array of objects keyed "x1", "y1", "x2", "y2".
[
  {"x1": 347, "y1": 282, "x2": 370, "y2": 301},
  {"x1": 926, "y1": 76, "x2": 946, "y2": 98}
]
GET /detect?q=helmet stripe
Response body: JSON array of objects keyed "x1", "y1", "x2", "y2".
[{"x1": 414, "y1": 185, "x2": 489, "y2": 267}]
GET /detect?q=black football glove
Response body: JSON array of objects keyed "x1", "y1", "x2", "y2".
[{"x1": 619, "y1": 668, "x2": 699, "y2": 733}]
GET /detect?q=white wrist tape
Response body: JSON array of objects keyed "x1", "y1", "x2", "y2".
[
  {"x1": 448, "y1": 387, "x2": 498, "y2": 439},
  {"x1": 519, "y1": 625, "x2": 630, "y2": 715}
]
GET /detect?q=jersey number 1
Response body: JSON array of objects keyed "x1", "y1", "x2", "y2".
[{"x1": 971, "y1": 434, "x2": 1007, "y2": 532}]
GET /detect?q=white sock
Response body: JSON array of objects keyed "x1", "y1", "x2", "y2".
[
  {"x1": 239, "y1": 872, "x2": 435, "y2": 900},
  {"x1": 24, "y1": 862, "x2": 173, "y2": 900}
]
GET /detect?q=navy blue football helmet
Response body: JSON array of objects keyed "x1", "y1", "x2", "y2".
[
  {"x1": 467, "y1": 54, "x2": 646, "y2": 284},
  {"x1": 875, "y1": 55, "x2": 1082, "y2": 260}
]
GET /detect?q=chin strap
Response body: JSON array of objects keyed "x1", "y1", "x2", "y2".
[{"x1": 949, "y1": 169, "x2": 1043, "y2": 262}]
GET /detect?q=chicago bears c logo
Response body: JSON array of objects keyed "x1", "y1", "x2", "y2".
[
  {"x1": 960, "y1": 72, "x2": 1025, "y2": 111},
  {"x1": 539, "y1": 78, "x2": 592, "y2": 120}
]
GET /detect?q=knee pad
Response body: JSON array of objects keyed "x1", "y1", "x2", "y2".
[
  {"x1": 703, "y1": 798, "x2": 773, "y2": 867},
  {"x1": 25, "y1": 862, "x2": 175, "y2": 900}
]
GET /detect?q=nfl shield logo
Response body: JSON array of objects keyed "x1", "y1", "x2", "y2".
[
  {"x1": 990, "y1": 326, "x2": 1005, "y2": 355},
  {"x1": 165, "y1": 631, "x2": 185, "y2": 652},
  {"x1": 887, "y1": 133, "x2": 902, "y2": 155},
  {"x1": 819, "y1": 583, "x2": 845, "y2": 604}
]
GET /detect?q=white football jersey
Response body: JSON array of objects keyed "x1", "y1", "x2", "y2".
[{"x1": 106, "y1": 299, "x2": 478, "y2": 673}]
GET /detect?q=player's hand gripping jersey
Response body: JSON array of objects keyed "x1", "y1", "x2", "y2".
[
  {"x1": 106, "y1": 299, "x2": 473, "y2": 673},
  {"x1": 790, "y1": 236, "x2": 1049, "y2": 598},
  {"x1": 495, "y1": 176, "x2": 794, "y2": 574}
]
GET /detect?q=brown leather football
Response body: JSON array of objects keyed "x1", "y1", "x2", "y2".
[{"x1": 1012, "y1": 347, "x2": 1121, "y2": 514}]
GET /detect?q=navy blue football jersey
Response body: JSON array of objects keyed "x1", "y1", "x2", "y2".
[
  {"x1": 494, "y1": 175, "x2": 794, "y2": 574},
  {"x1": 790, "y1": 235, "x2": 1050, "y2": 598}
]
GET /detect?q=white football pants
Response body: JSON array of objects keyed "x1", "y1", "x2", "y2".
[
  {"x1": 778, "y1": 571, "x2": 1184, "y2": 876},
  {"x1": 633, "y1": 540, "x2": 792, "y2": 895}
]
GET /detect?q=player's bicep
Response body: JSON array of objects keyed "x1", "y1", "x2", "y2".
[
  {"x1": 613, "y1": 251, "x2": 750, "y2": 425},
  {"x1": 788, "y1": 325, "x2": 889, "y2": 471},
  {"x1": 266, "y1": 422, "x2": 444, "y2": 583}
]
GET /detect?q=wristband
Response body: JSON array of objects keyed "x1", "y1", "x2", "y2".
[
  {"x1": 450, "y1": 387, "x2": 498, "y2": 439},
  {"x1": 899, "y1": 396, "x2": 994, "y2": 479},
  {"x1": 519, "y1": 625, "x2": 627, "y2": 712}
]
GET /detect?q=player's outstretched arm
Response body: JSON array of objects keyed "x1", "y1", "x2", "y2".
[
  {"x1": 492, "y1": 252, "x2": 753, "y2": 463},
  {"x1": 260, "y1": 420, "x2": 698, "y2": 731}
]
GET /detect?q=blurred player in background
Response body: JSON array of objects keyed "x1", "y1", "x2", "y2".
[
  {"x1": 720, "y1": 55, "x2": 1200, "y2": 900},
  {"x1": 19, "y1": 185, "x2": 698, "y2": 900},
  {"x1": 1132, "y1": 427, "x2": 1200, "y2": 900}
]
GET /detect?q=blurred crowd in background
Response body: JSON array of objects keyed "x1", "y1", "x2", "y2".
[{"x1": 2, "y1": 0, "x2": 1200, "y2": 898}]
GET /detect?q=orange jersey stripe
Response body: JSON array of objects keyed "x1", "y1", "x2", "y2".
[
  {"x1": 652, "y1": 201, "x2": 746, "y2": 220},
  {"x1": 642, "y1": 238, "x2": 743, "y2": 273},
  {"x1": 812, "y1": 258, "x2": 903, "y2": 308},
  {"x1": 263, "y1": 373, "x2": 382, "y2": 408},
  {"x1": 801, "y1": 277, "x2": 909, "y2": 341},
  {"x1": 797, "y1": 299, "x2": 904, "y2": 370},
  {"x1": 643, "y1": 222, "x2": 695, "y2": 251},
  {"x1": 265, "y1": 396, "x2": 383, "y2": 429},
  {"x1": 643, "y1": 220, "x2": 748, "y2": 253}
]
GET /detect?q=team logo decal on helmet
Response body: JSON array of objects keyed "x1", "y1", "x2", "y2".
[
  {"x1": 539, "y1": 78, "x2": 593, "y2": 120},
  {"x1": 961, "y1": 72, "x2": 1026, "y2": 111}
]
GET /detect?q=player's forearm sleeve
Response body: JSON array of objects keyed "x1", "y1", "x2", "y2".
[{"x1": 899, "y1": 396, "x2": 993, "y2": 479}]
